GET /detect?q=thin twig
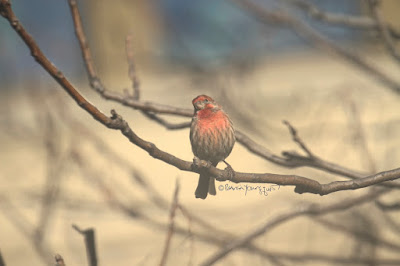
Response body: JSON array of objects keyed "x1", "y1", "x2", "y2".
[
  {"x1": 159, "y1": 180, "x2": 180, "y2": 266},
  {"x1": 67, "y1": 0, "x2": 105, "y2": 92},
  {"x1": 124, "y1": 33, "x2": 190, "y2": 129},
  {"x1": 235, "y1": 130, "x2": 369, "y2": 180},
  {"x1": 72, "y1": 224, "x2": 98, "y2": 266},
  {"x1": 283, "y1": 120, "x2": 314, "y2": 157}
]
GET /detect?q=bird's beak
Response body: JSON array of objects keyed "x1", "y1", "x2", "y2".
[{"x1": 194, "y1": 101, "x2": 204, "y2": 110}]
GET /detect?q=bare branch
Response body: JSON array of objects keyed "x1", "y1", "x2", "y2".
[
  {"x1": 64, "y1": 0, "x2": 379, "y2": 183},
  {"x1": 67, "y1": 0, "x2": 105, "y2": 92},
  {"x1": 72, "y1": 224, "x2": 98, "y2": 266},
  {"x1": 236, "y1": 130, "x2": 368, "y2": 180},
  {"x1": 159, "y1": 180, "x2": 180, "y2": 266},
  {"x1": 201, "y1": 188, "x2": 387, "y2": 265}
]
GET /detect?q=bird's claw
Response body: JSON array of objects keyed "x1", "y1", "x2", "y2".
[{"x1": 223, "y1": 160, "x2": 235, "y2": 180}]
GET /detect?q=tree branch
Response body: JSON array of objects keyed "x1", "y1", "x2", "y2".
[{"x1": 64, "y1": 0, "x2": 399, "y2": 186}]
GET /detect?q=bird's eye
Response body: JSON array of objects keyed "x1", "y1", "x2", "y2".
[{"x1": 204, "y1": 99, "x2": 209, "y2": 103}]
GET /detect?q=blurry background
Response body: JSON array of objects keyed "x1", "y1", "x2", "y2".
[{"x1": 1, "y1": 0, "x2": 400, "y2": 265}]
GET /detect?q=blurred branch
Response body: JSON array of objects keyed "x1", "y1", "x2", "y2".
[
  {"x1": 159, "y1": 180, "x2": 180, "y2": 266},
  {"x1": 231, "y1": 0, "x2": 400, "y2": 94},
  {"x1": 72, "y1": 224, "x2": 98, "y2": 266},
  {"x1": 376, "y1": 201, "x2": 400, "y2": 211},
  {"x1": 0, "y1": 249, "x2": 5, "y2": 266},
  {"x1": 375, "y1": 204, "x2": 400, "y2": 238},
  {"x1": 340, "y1": 89, "x2": 376, "y2": 173},
  {"x1": 252, "y1": 251, "x2": 400, "y2": 265},
  {"x1": 125, "y1": 33, "x2": 140, "y2": 99},
  {"x1": 0, "y1": 196, "x2": 53, "y2": 265},
  {"x1": 284, "y1": 0, "x2": 400, "y2": 39},
  {"x1": 68, "y1": 143, "x2": 320, "y2": 262},
  {"x1": 54, "y1": 254, "x2": 66, "y2": 266},
  {"x1": 34, "y1": 110, "x2": 66, "y2": 246},
  {"x1": 314, "y1": 217, "x2": 400, "y2": 252},
  {"x1": 368, "y1": 0, "x2": 400, "y2": 62},
  {"x1": 201, "y1": 188, "x2": 388, "y2": 265},
  {"x1": 70, "y1": 149, "x2": 226, "y2": 245},
  {"x1": 0, "y1": 196, "x2": 32, "y2": 239}
]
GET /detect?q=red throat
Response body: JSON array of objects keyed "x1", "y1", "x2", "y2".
[{"x1": 196, "y1": 109, "x2": 229, "y2": 131}]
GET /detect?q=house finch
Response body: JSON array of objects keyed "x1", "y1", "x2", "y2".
[{"x1": 190, "y1": 95, "x2": 235, "y2": 199}]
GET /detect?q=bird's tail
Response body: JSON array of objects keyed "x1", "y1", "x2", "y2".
[
  {"x1": 195, "y1": 173, "x2": 216, "y2": 199},
  {"x1": 208, "y1": 177, "x2": 216, "y2": 195}
]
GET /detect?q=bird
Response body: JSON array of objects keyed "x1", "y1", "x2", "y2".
[{"x1": 190, "y1": 95, "x2": 235, "y2": 199}]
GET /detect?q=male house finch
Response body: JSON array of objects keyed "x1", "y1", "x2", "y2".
[{"x1": 190, "y1": 95, "x2": 235, "y2": 199}]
